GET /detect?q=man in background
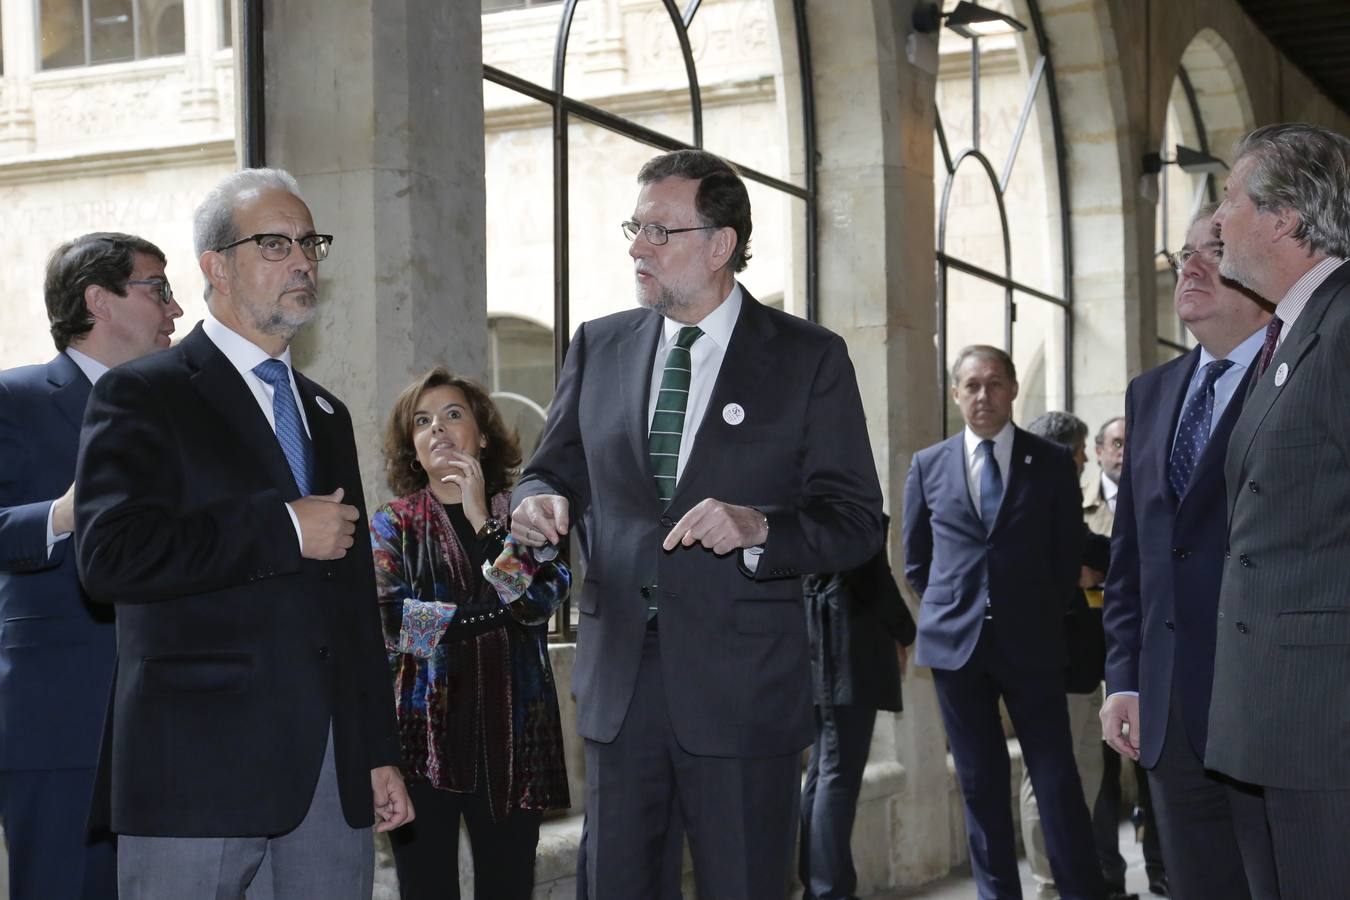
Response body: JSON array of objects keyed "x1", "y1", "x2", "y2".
[{"x1": 0, "y1": 232, "x2": 182, "y2": 900}]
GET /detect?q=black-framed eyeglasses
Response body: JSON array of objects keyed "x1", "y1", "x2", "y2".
[
  {"x1": 620, "y1": 220, "x2": 716, "y2": 246},
  {"x1": 125, "y1": 279, "x2": 175, "y2": 306},
  {"x1": 215, "y1": 233, "x2": 334, "y2": 262},
  {"x1": 1164, "y1": 244, "x2": 1222, "y2": 273}
]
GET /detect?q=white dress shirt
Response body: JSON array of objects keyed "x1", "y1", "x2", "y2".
[
  {"x1": 46, "y1": 348, "x2": 111, "y2": 554},
  {"x1": 645, "y1": 283, "x2": 761, "y2": 569},
  {"x1": 1272, "y1": 257, "x2": 1347, "y2": 350},
  {"x1": 202, "y1": 310, "x2": 309, "y2": 546},
  {"x1": 1100, "y1": 472, "x2": 1118, "y2": 514},
  {"x1": 963, "y1": 421, "x2": 1014, "y2": 513}
]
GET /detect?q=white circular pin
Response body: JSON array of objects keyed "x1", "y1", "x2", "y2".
[
  {"x1": 1274, "y1": 363, "x2": 1289, "y2": 387},
  {"x1": 722, "y1": 402, "x2": 745, "y2": 425},
  {"x1": 316, "y1": 396, "x2": 335, "y2": 414}
]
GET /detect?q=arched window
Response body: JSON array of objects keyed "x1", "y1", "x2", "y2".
[{"x1": 933, "y1": 0, "x2": 1071, "y2": 434}]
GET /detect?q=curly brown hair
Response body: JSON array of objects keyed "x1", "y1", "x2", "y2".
[{"x1": 382, "y1": 367, "x2": 523, "y2": 499}]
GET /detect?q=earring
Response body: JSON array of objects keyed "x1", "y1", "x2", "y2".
[{"x1": 410, "y1": 459, "x2": 423, "y2": 473}]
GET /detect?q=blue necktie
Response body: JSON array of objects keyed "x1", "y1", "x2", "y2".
[
  {"x1": 979, "y1": 439, "x2": 1003, "y2": 532},
  {"x1": 1168, "y1": 358, "x2": 1234, "y2": 499},
  {"x1": 253, "y1": 358, "x2": 314, "y2": 496}
]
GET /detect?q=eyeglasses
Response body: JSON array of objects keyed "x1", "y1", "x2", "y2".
[
  {"x1": 126, "y1": 279, "x2": 175, "y2": 306},
  {"x1": 215, "y1": 233, "x2": 334, "y2": 262},
  {"x1": 1164, "y1": 244, "x2": 1222, "y2": 273},
  {"x1": 1099, "y1": 438, "x2": 1125, "y2": 451},
  {"x1": 621, "y1": 220, "x2": 716, "y2": 246}
]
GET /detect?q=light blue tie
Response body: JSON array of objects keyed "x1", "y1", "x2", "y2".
[{"x1": 253, "y1": 358, "x2": 314, "y2": 496}]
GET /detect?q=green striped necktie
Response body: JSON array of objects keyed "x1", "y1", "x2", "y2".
[{"x1": 649, "y1": 325, "x2": 703, "y2": 503}]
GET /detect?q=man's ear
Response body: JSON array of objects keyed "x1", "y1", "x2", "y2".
[
  {"x1": 708, "y1": 226, "x2": 735, "y2": 271},
  {"x1": 1270, "y1": 208, "x2": 1301, "y2": 245},
  {"x1": 200, "y1": 250, "x2": 231, "y2": 297},
  {"x1": 85, "y1": 283, "x2": 112, "y2": 323}
]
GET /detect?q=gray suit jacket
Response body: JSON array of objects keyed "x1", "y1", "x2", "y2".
[
  {"x1": 513, "y1": 290, "x2": 883, "y2": 758},
  {"x1": 1207, "y1": 260, "x2": 1350, "y2": 790}
]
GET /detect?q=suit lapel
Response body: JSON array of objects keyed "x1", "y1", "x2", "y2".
[
  {"x1": 46, "y1": 353, "x2": 91, "y2": 432},
  {"x1": 991, "y1": 429, "x2": 1032, "y2": 533},
  {"x1": 297, "y1": 376, "x2": 338, "y2": 496},
  {"x1": 672, "y1": 296, "x2": 777, "y2": 508},
  {"x1": 181, "y1": 326, "x2": 300, "y2": 498},
  {"x1": 1157, "y1": 349, "x2": 1199, "y2": 506},
  {"x1": 945, "y1": 432, "x2": 982, "y2": 527},
  {"x1": 618, "y1": 312, "x2": 664, "y2": 496}
]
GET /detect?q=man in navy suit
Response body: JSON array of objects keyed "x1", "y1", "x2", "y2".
[
  {"x1": 1100, "y1": 205, "x2": 1277, "y2": 899},
  {"x1": 904, "y1": 345, "x2": 1103, "y2": 900},
  {"x1": 0, "y1": 232, "x2": 183, "y2": 899}
]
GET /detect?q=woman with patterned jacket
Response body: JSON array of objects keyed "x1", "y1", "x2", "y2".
[{"x1": 370, "y1": 367, "x2": 569, "y2": 899}]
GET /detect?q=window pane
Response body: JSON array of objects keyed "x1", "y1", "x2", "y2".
[
  {"x1": 90, "y1": 0, "x2": 135, "y2": 65},
  {"x1": 481, "y1": 0, "x2": 565, "y2": 91},
  {"x1": 941, "y1": 160, "x2": 1008, "y2": 278},
  {"x1": 141, "y1": 1, "x2": 186, "y2": 58},
  {"x1": 1011, "y1": 295, "x2": 1068, "y2": 424},
  {"x1": 41, "y1": 0, "x2": 88, "y2": 69},
  {"x1": 943, "y1": 269, "x2": 1006, "y2": 432}
]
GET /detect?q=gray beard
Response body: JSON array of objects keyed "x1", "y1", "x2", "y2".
[
  {"x1": 248, "y1": 292, "x2": 317, "y2": 339},
  {"x1": 638, "y1": 283, "x2": 691, "y2": 318}
]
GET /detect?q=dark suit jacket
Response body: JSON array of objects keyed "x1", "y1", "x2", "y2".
[
  {"x1": 513, "y1": 290, "x2": 883, "y2": 759},
  {"x1": 74, "y1": 325, "x2": 400, "y2": 836},
  {"x1": 0, "y1": 354, "x2": 115, "y2": 771},
  {"x1": 1209, "y1": 261, "x2": 1350, "y2": 790},
  {"x1": 803, "y1": 515, "x2": 916, "y2": 712},
  {"x1": 903, "y1": 427, "x2": 1081, "y2": 672},
  {"x1": 1103, "y1": 347, "x2": 1254, "y2": 769}
]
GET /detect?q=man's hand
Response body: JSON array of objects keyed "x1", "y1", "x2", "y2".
[
  {"x1": 662, "y1": 499, "x2": 767, "y2": 555},
  {"x1": 896, "y1": 642, "x2": 909, "y2": 677},
  {"x1": 371, "y1": 765, "x2": 414, "y2": 833},
  {"x1": 1100, "y1": 692, "x2": 1141, "y2": 761},
  {"x1": 511, "y1": 494, "x2": 569, "y2": 547},
  {"x1": 51, "y1": 482, "x2": 76, "y2": 537},
  {"x1": 291, "y1": 488, "x2": 359, "y2": 560},
  {"x1": 1079, "y1": 565, "x2": 1105, "y2": 589}
]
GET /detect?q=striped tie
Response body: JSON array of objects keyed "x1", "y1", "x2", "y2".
[
  {"x1": 649, "y1": 326, "x2": 703, "y2": 503},
  {"x1": 253, "y1": 358, "x2": 314, "y2": 496}
]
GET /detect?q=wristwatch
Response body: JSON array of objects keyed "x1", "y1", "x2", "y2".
[{"x1": 476, "y1": 517, "x2": 508, "y2": 543}]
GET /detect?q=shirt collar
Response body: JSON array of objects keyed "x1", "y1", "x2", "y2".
[
  {"x1": 1100, "y1": 472, "x2": 1118, "y2": 502},
  {"x1": 202, "y1": 306, "x2": 295, "y2": 375},
  {"x1": 1196, "y1": 323, "x2": 1267, "y2": 372},
  {"x1": 963, "y1": 420, "x2": 1014, "y2": 458},
  {"x1": 661, "y1": 282, "x2": 742, "y2": 350},
  {"x1": 64, "y1": 347, "x2": 110, "y2": 385},
  {"x1": 1274, "y1": 257, "x2": 1347, "y2": 331}
]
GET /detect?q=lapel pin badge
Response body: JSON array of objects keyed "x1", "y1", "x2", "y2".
[
  {"x1": 1024, "y1": 455, "x2": 1032, "y2": 464},
  {"x1": 722, "y1": 402, "x2": 745, "y2": 425},
  {"x1": 1273, "y1": 363, "x2": 1289, "y2": 387},
  {"x1": 316, "y1": 396, "x2": 335, "y2": 415}
]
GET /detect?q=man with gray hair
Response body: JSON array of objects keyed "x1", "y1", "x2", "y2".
[
  {"x1": 1205, "y1": 123, "x2": 1350, "y2": 895},
  {"x1": 74, "y1": 168, "x2": 412, "y2": 898}
]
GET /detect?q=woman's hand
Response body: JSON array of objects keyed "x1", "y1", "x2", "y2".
[{"x1": 440, "y1": 450, "x2": 488, "y2": 531}]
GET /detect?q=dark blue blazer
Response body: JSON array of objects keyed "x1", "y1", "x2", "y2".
[
  {"x1": 0, "y1": 353, "x2": 115, "y2": 771},
  {"x1": 1103, "y1": 346, "x2": 1253, "y2": 769},
  {"x1": 903, "y1": 427, "x2": 1081, "y2": 672}
]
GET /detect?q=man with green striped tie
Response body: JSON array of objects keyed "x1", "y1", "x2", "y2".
[{"x1": 512, "y1": 148, "x2": 883, "y2": 898}]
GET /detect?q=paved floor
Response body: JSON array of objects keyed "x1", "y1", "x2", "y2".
[{"x1": 878, "y1": 822, "x2": 1156, "y2": 899}]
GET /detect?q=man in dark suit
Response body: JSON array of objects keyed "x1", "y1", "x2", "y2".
[
  {"x1": 0, "y1": 232, "x2": 182, "y2": 900},
  {"x1": 1100, "y1": 205, "x2": 1277, "y2": 900},
  {"x1": 799, "y1": 514, "x2": 915, "y2": 900},
  {"x1": 510, "y1": 149, "x2": 882, "y2": 898},
  {"x1": 74, "y1": 169, "x2": 412, "y2": 898},
  {"x1": 1205, "y1": 123, "x2": 1350, "y2": 897},
  {"x1": 903, "y1": 345, "x2": 1103, "y2": 900}
]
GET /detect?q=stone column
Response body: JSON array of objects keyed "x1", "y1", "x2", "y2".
[
  {"x1": 179, "y1": 0, "x2": 222, "y2": 124},
  {"x1": 806, "y1": 0, "x2": 952, "y2": 889},
  {"x1": 262, "y1": 0, "x2": 487, "y2": 505},
  {"x1": 0, "y1": 0, "x2": 38, "y2": 154}
]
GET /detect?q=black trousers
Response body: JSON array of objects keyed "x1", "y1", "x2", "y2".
[
  {"x1": 390, "y1": 780, "x2": 542, "y2": 900},
  {"x1": 799, "y1": 704, "x2": 877, "y2": 900},
  {"x1": 1093, "y1": 745, "x2": 1164, "y2": 889}
]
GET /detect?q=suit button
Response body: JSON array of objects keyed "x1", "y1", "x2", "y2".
[
  {"x1": 660, "y1": 515, "x2": 676, "y2": 528},
  {"x1": 1239, "y1": 554, "x2": 1252, "y2": 567},
  {"x1": 1248, "y1": 480, "x2": 1259, "y2": 493},
  {"x1": 1172, "y1": 547, "x2": 1190, "y2": 559},
  {"x1": 1225, "y1": 550, "x2": 1231, "y2": 560},
  {"x1": 1165, "y1": 620, "x2": 1175, "y2": 631},
  {"x1": 640, "y1": 585, "x2": 654, "y2": 598},
  {"x1": 324, "y1": 568, "x2": 334, "y2": 580},
  {"x1": 1236, "y1": 622, "x2": 1249, "y2": 634},
  {"x1": 317, "y1": 646, "x2": 330, "y2": 659}
]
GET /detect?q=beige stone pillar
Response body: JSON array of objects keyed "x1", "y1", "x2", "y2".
[
  {"x1": 0, "y1": 0, "x2": 37, "y2": 154},
  {"x1": 807, "y1": 0, "x2": 952, "y2": 888},
  {"x1": 262, "y1": 0, "x2": 487, "y2": 505}
]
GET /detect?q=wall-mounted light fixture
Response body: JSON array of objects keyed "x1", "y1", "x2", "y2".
[
  {"x1": 1143, "y1": 144, "x2": 1229, "y2": 175},
  {"x1": 913, "y1": 1, "x2": 1028, "y2": 39}
]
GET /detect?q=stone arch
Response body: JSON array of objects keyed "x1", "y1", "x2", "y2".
[{"x1": 1176, "y1": 29, "x2": 1255, "y2": 179}]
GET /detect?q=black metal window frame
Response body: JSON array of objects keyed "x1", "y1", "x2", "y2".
[
  {"x1": 934, "y1": 0, "x2": 1073, "y2": 436},
  {"x1": 1156, "y1": 64, "x2": 1214, "y2": 357}
]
